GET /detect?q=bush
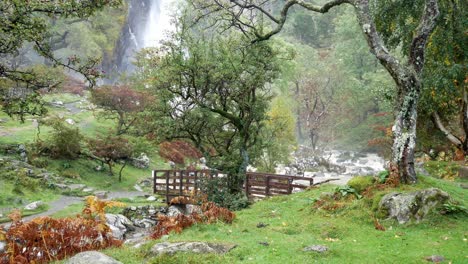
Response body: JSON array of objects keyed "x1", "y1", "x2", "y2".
[
  {"x1": 30, "y1": 157, "x2": 49, "y2": 168},
  {"x1": 44, "y1": 117, "x2": 83, "y2": 159},
  {"x1": 198, "y1": 177, "x2": 250, "y2": 211},
  {"x1": 61, "y1": 169, "x2": 81, "y2": 179},
  {"x1": 348, "y1": 176, "x2": 375, "y2": 193}
]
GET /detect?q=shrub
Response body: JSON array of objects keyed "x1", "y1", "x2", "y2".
[
  {"x1": 199, "y1": 177, "x2": 250, "y2": 211},
  {"x1": 30, "y1": 157, "x2": 49, "y2": 168},
  {"x1": 44, "y1": 117, "x2": 83, "y2": 159},
  {"x1": 348, "y1": 176, "x2": 375, "y2": 193},
  {"x1": 0, "y1": 197, "x2": 124, "y2": 263},
  {"x1": 61, "y1": 169, "x2": 81, "y2": 179}
]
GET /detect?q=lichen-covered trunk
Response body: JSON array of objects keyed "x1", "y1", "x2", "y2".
[{"x1": 391, "y1": 81, "x2": 420, "y2": 184}]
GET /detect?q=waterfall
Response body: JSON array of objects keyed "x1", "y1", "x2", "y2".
[{"x1": 102, "y1": 0, "x2": 175, "y2": 83}]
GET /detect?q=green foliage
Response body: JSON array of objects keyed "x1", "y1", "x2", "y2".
[
  {"x1": 335, "y1": 186, "x2": 362, "y2": 199},
  {"x1": 347, "y1": 176, "x2": 375, "y2": 193},
  {"x1": 424, "y1": 161, "x2": 460, "y2": 180},
  {"x1": 61, "y1": 169, "x2": 81, "y2": 179},
  {"x1": 441, "y1": 202, "x2": 468, "y2": 216},
  {"x1": 377, "y1": 170, "x2": 390, "y2": 183},
  {"x1": 137, "y1": 10, "x2": 281, "y2": 192},
  {"x1": 255, "y1": 97, "x2": 297, "y2": 172},
  {"x1": 44, "y1": 117, "x2": 83, "y2": 159},
  {"x1": 199, "y1": 177, "x2": 250, "y2": 211}
]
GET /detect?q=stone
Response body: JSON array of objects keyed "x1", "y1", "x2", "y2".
[
  {"x1": 258, "y1": 241, "x2": 269, "y2": 246},
  {"x1": 82, "y1": 187, "x2": 94, "y2": 193},
  {"x1": 130, "y1": 153, "x2": 150, "y2": 169},
  {"x1": 458, "y1": 166, "x2": 468, "y2": 179},
  {"x1": 256, "y1": 222, "x2": 268, "y2": 228},
  {"x1": 105, "y1": 214, "x2": 135, "y2": 240},
  {"x1": 425, "y1": 255, "x2": 445, "y2": 263},
  {"x1": 69, "y1": 184, "x2": 86, "y2": 191},
  {"x1": 65, "y1": 118, "x2": 75, "y2": 125},
  {"x1": 150, "y1": 242, "x2": 236, "y2": 256},
  {"x1": 378, "y1": 188, "x2": 450, "y2": 224},
  {"x1": 133, "y1": 184, "x2": 143, "y2": 192},
  {"x1": 54, "y1": 183, "x2": 70, "y2": 190},
  {"x1": 167, "y1": 205, "x2": 185, "y2": 217},
  {"x1": 303, "y1": 245, "x2": 328, "y2": 253},
  {"x1": 94, "y1": 191, "x2": 108, "y2": 199},
  {"x1": 133, "y1": 218, "x2": 157, "y2": 228},
  {"x1": 24, "y1": 201, "x2": 44, "y2": 210},
  {"x1": 460, "y1": 183, "x2": 468, "y2": 189},
  {"x1": 185, "y1": 204, "x2": 202, "y2": 215},
  {"x1": 0, "y1": 241, "x2": 5, "y2": 254},
  {"x1": 94, "y1": 165, "x2": 103, "y2": 171},
  {"x1": 65, "y1": 251, "x2": 122, "y2": 264},
  {"x1": 146, "y1": 196, "x2": 157, "y2": 202}
]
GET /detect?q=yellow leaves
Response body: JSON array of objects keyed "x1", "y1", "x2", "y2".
[
  {"x1": 325, "y1": 237, "x2": 340, "y2": 242},
  {"x1": 8, "y1": 209, "x2": 22, "y2": 223},
  {"x1": 82, "y1": 196, "x2": 126, "y2": 221}
]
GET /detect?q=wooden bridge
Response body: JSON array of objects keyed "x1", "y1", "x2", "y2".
[{"x1": 152, "y1": 170, "x2": 314, "y2": 203}]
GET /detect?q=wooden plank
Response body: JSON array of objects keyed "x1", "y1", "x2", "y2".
[{"x1": 165, "y1": 171, "x2": 170, "y2": 203}]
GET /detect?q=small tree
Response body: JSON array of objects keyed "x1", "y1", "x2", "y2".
[
  {"x1": 159, "y1": 140, "x2": 203, "y2": 167},
  {"x1": 44, "y1": 117, "x2": 83, "y2": 159},
  {"x1": 88, "y1": 133, "x2": 133, "y2": 182},
  {"x1": 91, "y1": 85, "x2": 149, "y2": 135}
]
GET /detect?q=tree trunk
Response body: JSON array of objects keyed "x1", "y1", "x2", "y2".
[
  {"x1": 119, "y1": 161, "x2": 127, "y2": 182},
  {"x1": 391, "y1": 80, "x2": 420, "y2": 184},
  {"x1": 462, "y1": 86, "x2": 468, "y2": 153},
  {"x1": 295, "y1": 81, "x2": 304, "y2": 141},
  {"x1": 230, "y1": 146, "x2": 249, "y2": 194}
]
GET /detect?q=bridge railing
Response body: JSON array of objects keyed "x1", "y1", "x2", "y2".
[{"x1": 153, "y1": 170, "x2": 313, "y2": 203}]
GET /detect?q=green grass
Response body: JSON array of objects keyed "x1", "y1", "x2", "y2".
[{"x1": 97, "y1": 176, "x2": 466, "y2": 264}]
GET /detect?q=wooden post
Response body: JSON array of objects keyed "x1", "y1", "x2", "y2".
[
  {"x1": 265, "y1": 176, "x2": 270, "y2": 197},
  {"x1": 245, "y1": 174, "x2": 250, "y2": 197},
  {"x1": 179, "y1": 170, "x2": 183, "y2": 196},
  {"x1": 194, "y1": 171, "x2": 198, "y2": 193},
  {"x1": 152, "y1": 170, "x2": 156, "y2": 194},
  {"x1": 165, "y1": 171, "x2": 170, "y2": 204},
  {"x1": 288, "y1": 178, "x2": 293, "y2": 194}
]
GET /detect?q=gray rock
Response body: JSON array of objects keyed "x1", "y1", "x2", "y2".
[
  {"x1": 82, "y1": 187, "x2": 94, "y2": 193},
  {"x1": 425, "y1": 255, "x2": 445, "y2": 263},
  {"x1": 69, "y1": 184, "x2": 86, "y2": 191},
  {"x1": 0, "y1": 241, "x2": 5, "y2": 254},
  {"x1": 65, "y1": 251, "x2": 122, "y2": 264},
  {"x1": 105, "y1": 214, "x2": 134, "y2": 240},
  {"x1": 379, "y1": 188, "x2": 450, "y2": 224},
  {"x1": 185, "y1": 204, "x2": 202, "y2": 215},
  {"x1": 130, "y1": 153, "x2": 150, "y2": 169},
  {"x1": 167, "y1": 205, "x2": 185, "y2": 217},
  {"x1": 458, "y1": 166, "x2": 468, "y2": 179},
  {"x1": 146, "y1": 196, "x2": 157, "y2": 202},
  {"x1": 24, "y1": 201, "x2": 44, "y2": 210},
  {"x1": 54, "y1": 183, "x2": 70, "y2": 190},
  {"x1": 133, "y1": 184, "x2": 143, "y2": 192},
  {"x1": 460, "y1": 183, "x2": 468, "y2": 189},
  {"x1": 150, "y1": 242, "x2": 236, "y2": 256},
  {"x1": 303, "y1": 245, "x2": 328, "y2": 253},
  {"x1": 133, "y1": 218, "x2": 157, "y2": 228},
  {"x1": 94, "y1": 191, "x2": 108, "y2": 199}
]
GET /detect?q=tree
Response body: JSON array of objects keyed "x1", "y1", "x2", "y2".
[
  {"x1": 87, "y1": 133, "x2": 133, "y2": 182},
  {"x1": 191, "y1": 0, "x2": 441, "y2": 183},
  {"x1": 136, "y1": 15, "x2": 280, "y2": 192},
  {"x1": 91, "y1": 85, "x2": 150, "y2": 135},
  {"x1": 0, "y1": 0, "x2": 121, "y2": 120}
]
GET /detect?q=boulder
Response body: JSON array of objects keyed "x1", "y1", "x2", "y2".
[
  {"x1": 0, "y1": 241, "x2": 5, "y2": 254},
  {"x1": 69, "y1": 184, "x2": 86, "y2": 191},
  {"x1": 130, "y1": 153, "x2": 150, "y2": 169},
  {"x1": 65, "y1": 251, "x2": 122, "y2": 264},
  {"x1": 133, "y1": 218, "x2": 157, "y2": 228},
  {"x1": 146, "y1": 196, "x2": 157, "y2": 202},
  {"x1": 303, "y1": 245, "x2": 328, "y2": 253},
  {"x1": 378, "y1": 188, "x2": 450, "y2": 224},
  {"x1": 458, "y1": 166, "x2": 468, "y2": 179},
  {"x1": 167, "y1": 205, "x2": 185, "y2": 217},
  {"x1": 105, "y1": 214, "x2": 135, "y2": 240},
  {"x1": 150, "y1": 242, "x2": 236, "y2": 256},
  {"x1": 94, "y1": 191, "x2": 108, "y2": 199},
  {"x1": 24, "y1": 201, "x2": 44, "y2": 210}
]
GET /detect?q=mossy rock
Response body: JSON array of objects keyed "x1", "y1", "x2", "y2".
[{"x1": 348, "y1": 176, "x2": 375, "y2": 193}]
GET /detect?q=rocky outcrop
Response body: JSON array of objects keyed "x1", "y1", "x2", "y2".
[
  {"x1": 378, "y1": 188, "x2": 450, "y2": 224},
  {"x1": 130, "y1": 153, "x2": 150, "y2": 169},
  {"x1": 150, "y1": 242, "x2": 236, "y2": 256},
  {"x1": 65, "y1": 251, "x2": 122, "y2": 264},
  {"x1": 105, "y1": 214, "x2": 135, "y2": 240}
]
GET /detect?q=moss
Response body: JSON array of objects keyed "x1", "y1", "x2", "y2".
[{"x1": 348, "y1": 176, "x2": 375, "y2": 193}]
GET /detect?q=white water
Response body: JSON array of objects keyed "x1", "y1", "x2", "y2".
[{"x1": 143, "y1": 0, "x2": 177, "y2": 48}]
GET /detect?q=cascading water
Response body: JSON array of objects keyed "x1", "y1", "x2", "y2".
[{"x1": 102, "y1": 0, "x2": 175, "y2": 83}]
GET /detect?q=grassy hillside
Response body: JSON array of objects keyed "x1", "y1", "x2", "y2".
[{"x1": 95, "y1": 176, "x2": 467, "y2": 264}]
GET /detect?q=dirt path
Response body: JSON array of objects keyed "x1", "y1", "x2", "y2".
[{"x1": 2, "y1": 191, "x2": 146, "y2": 227}]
